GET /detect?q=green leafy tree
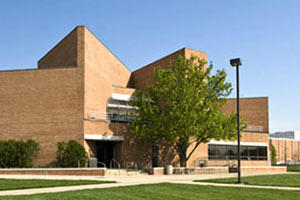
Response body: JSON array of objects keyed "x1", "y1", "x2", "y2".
[
  {"x1": 56, "y1": 140, "x2": 87, "y2": 168},
  {"x1": 271, "y1": 143, "x2": 277, "y2": 166},
  {"x1": 130, "y1": 55, "x2": 243, "y2": 167}
]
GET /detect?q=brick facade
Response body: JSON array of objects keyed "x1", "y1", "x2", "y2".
[
  {"x1": 270, "y1": 138, "x2": 300, "y2": 164},
  {"x1": 222, "y1": 97, "x2": 269, "y2": 133},
  {"x1": 0, "y1": 68, "x2": 84, "y2": 166},
  {"x1": 0, "y1": 26, "x2": 274, "y2": 169}
]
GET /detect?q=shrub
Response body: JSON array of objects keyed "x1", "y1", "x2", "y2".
[
  {"x1": 271, "y1": 143, "x2": 277, "y2": 166},
  {"x1": 56, "y1": 140, "x2": 87, "y2": 168},
  {"x1": 0, "y1": 139, "x2": 39, "y2": 168}
]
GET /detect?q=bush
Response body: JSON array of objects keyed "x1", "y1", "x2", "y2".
[
  {"x1": 271, "y1": 143, "x2": 277, "y2": 166},
  {"x1": 0, "y1": 139, "x2": 39, "y2": 168},
  {"x1": 56, "y1": 140, "x2": 87, "y2": 168},
  {"x1": 287, "y1": 165, "x2": 300, "y2": 172}
]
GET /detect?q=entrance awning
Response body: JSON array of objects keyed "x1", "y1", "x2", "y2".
[{"x1": 84, "y1": 134, "x2": 124, "y2": 141}]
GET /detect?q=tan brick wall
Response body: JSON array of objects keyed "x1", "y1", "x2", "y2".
[
  {"x1": 0, "y1": 169, "x2": 106, "y2": 176},
  {"x1": 131, "y1": 48, "x2": 207, "y2": 90},
  {"x1": 83, "y1": 27, "x2": 131, "y2": 114},
  {"x1": 38, "y1": 27, "x2": 79, "y2": 69},
  {"x1": 270, "y1": 138, "x2": 300, "y2": 163},
  {"x1": 241, "y1": 166, "x2": 286, "y2": 173},
  {"x1": 0, "y1": 68, "x2": 84, "y2": 166},
  {"x1": 80, "y1": 26, "x2": 143, "y2": 167},
  {"x1": 112, "y1": 86, "x2": 135, "y2": 96},
  {"x1": 143, "y1": 167, "x2": 165, "y2": 175},
  {"x1": 82, "y1": 27, "x2": 132, "y2": 140},
  {"x1": 222, "y1": 97, "x2": 269, "y2": 133},
  {"x1": 173, "y1": 167, "x2": 229, "y2": 174}
]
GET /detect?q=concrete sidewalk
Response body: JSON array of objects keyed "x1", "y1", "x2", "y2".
[{"x1": 0, "y1": 173, "x2": 297, "y2": 196}]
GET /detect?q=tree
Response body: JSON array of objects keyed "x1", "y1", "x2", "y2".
[
  {"x1": 271, "y1": 143, "x2": 277, "y2": 166},
  {"x1": 130, "y1": 55, "x2": 242, "y2": 167}
]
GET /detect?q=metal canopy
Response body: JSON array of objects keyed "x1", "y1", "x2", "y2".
[{"x1": 84, "y1": 134, "x2": 124, "y2": 141}]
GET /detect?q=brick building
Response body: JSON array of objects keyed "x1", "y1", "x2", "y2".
[
  {"x1": 269, "y1": 131, "x2": 300, "y2": 164},
  {"x1": 0, "y1": 26, "x2": 272, "y2": 168}
]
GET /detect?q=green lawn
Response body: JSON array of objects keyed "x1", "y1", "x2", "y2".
[
  {"x1": 287, "y1": 165, "x2": 300, "y2": 172},
  {"x1": 0, "y1": 183, "x2": 300, "y2": 200},
  {"x1": 0, "y1": 179, "x2": 114, "y2": 191},
  {"x1": 196, "y1": 173, "x2": 300, "y2": 187}
]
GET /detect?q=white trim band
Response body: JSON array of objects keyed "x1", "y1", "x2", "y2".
[
  {"x1": 112, "y1": 93, "x2": 132, "y2": 101},
  {"x1": 107, "y1": 104, "x2": 136, "y2": 109},
  {"x1": 209, "y1": 140, "x2": 268, "y2": 147},
  {"x1": 84, "y1": 134, "x2": 124, "y2": 141}
]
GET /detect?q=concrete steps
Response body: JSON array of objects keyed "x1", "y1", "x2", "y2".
[{"x1": 106, "y1": 169, "x2": 148, "y2": 176}]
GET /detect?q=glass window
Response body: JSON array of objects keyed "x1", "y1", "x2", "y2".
[
  {"x1": 227, "y1": 145, "x2": 237, "y2": 160},
  {"x1": 208, "y1": 145, "x2": 216, "y2": 159},
  {"x1": 240, "y1": 146, "x2": 248, "y2": 160},
  {"x1": 248, "y1": 146, "x2": 258, "y2": 160},
  {"x1": 107, "y1": 101, "x2": 136, "y2": 123},
  {"x1": 258, "y1": 146, "x2": 267, "y2": 160},
  {"x1": 215, "y1": 145, "x2": 226, "y2": 160},
  {"x1": 208, "y1": 144, "x2": 267, "y2": 161}
]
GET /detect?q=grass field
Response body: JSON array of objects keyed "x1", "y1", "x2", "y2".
[
  {"x1": 195, "y1": 173, "x2": 300, "y2": 187},
  {"x1": 0, "y1": 179, "x2": 114, "y2": 191},
  {"x1": 0, "y1": 183, "x2": 300, "y2": 200}
]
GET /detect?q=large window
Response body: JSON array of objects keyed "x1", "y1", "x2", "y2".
[
  {"x1": 107, "y1": 99, "x2": 137, "y2": 123},
  {"x1": 107, "y1": 107, "x2": 136, "y2": 123},
  {"x1": 208, "y1": 144, "x2": 267, "y2": 160}
]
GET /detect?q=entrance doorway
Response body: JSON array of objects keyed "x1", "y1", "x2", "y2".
[{"x1": 96, "y1": 141, "x2": 115, "y2": 168}]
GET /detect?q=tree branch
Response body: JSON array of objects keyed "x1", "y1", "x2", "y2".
[{"x1": 186, "y1": 136, "x2": 209, "y2": 161}]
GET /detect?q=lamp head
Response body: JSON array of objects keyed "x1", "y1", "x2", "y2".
[{"x1": 230, "y1": 58, "x2": 242, "y2": 67}]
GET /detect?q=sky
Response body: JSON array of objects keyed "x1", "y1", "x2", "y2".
[{"x1": 0, "y1": 0, "x2": 299, "y2": 132}]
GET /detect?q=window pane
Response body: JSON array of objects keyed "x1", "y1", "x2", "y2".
[
  {"x1": 258, "y1": 147, "x2": 267, "y2": 160},
  {"x1": 208, "y1": 144, "x2": 267, "y2": 161},
  {"x1": 215, "y1": 145, "x2": 226, "y2": 160},
  {"x1": 208, "y1": 145, "x2": 226, "y2": 160},
  {"x1": 208, "y1": 145, "x2": 216, "y2": 159},
  {"x1": 248, "y1": 146, "x2": 258, "y2": 160},
  {"x1": 118, "y1": 100, "x2": 128, "y2": 106},
  {"x1": 227, "y1": 145, "x2": 237, "y2": 160},
  {"x1": 241, "y1": 146, "x2": 248, "y2": 160},
  {"x1": 107, "y1": 108, "x2": 118, "y2": 114}
]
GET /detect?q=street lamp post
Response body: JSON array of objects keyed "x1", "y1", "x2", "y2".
[{"x1": 230, "y1": 58, "x2": 242, "y2": 184}]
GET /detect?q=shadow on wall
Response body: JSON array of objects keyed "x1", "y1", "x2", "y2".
[{"x1": 108, "y1": 123, "x2": 177, "y2": 168}]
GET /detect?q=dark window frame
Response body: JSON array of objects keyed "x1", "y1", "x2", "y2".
[{"x1": 208, "y1": 144, "x2": 267, "y2": 161}]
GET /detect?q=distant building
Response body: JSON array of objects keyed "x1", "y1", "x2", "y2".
[
  {"x1": 270, "y1": 131, "x2": 300, "y2": 140},
  {"x1": 269, "y1": 131, "x2": 300, "y2": 164}
]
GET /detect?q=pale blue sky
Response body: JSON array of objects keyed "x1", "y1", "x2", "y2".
[{"x1": 0, "y1": 0, "x2": 299, "y2": 132}]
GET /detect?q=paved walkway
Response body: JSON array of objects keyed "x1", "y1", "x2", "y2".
[{"x1": 0, "y1": 173, "x2": 297, "y2": 196}]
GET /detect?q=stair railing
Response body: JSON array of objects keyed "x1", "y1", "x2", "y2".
[
  {"x1": 97, "y1": 162, "x2": 106, "y2": 168},
  {"x1": 110, "y1": 159, "x2": 121, "y2": 176}
]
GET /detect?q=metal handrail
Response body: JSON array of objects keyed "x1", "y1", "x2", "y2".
[
  {"x1": 110, "y1": 159, "x2": 121, "y2": 176},
  {"x1": 110, "y1": 159, "x2": 121, "y2": 169},
  {"x1": 125, "y1": 161, "x2": 138, "y2": 176},
  {"x1": 97, "y1": 162, "x2": 106, "y2": 168},
  {"x1": 87, "y1": 111, "x2": 136, "y2": 123}
]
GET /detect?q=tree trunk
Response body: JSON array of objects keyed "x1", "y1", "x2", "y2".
[
  {"x1": 179, "y1": 150, "x2": 187, "y2": 167},
  {"x1": 177, "y1": 138, "x2": 189, "y2": 167},
  {"x1": 151, "y1": 145, "x2": 159, "y2": 167}
]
